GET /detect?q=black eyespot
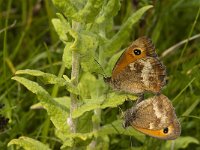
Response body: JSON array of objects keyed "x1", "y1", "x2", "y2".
[
  {"x1": 133, "y1": 49, "x2": 141, "y2": 55},
  {"x1": 163, "y1": 127, "x2": 169, "y2": 134}
]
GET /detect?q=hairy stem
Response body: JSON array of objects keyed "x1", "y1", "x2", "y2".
[
  {"x1": 69, "y1": 21, "x2": 80, "y2": 133},
  {"x1": 69, "y1": 51, "x2": 80, "y2": 133}
]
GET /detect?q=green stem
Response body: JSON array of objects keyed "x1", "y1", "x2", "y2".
[
  {"x1": 69, "y1": 51, "x2": 80, "y2": 133},
  {"x1": 69, "y1": 21, "x2": 80, "y2": 133}
]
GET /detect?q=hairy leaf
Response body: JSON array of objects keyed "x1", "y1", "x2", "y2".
[
  {"x1": 12, "y1": 76, "x2": 70, "y2": 133},
  {"x1": 8, "y1": 136, "x2": 51, "y2": 150},
  {"x1": 15, "y1": 69, "x2": 66, "y2": 86},
  {"x1": 96, "y1": 0, "x2": 121, "y2": 24},
  {"x1": 52, "y1": 0, "x2": 78, "y2": 20},
  {"x1": 73, "y1": 0, "x2": 103, "y2": 23},
  {"x1": 63, "y1": 42, "x2": 73, "y2": 69},
  {"x1": 15, "y1": 69, "x2": 79, "y2": 95},
  {"x1": 52, "y1": 17, "x2": 70, "y2": 43}
]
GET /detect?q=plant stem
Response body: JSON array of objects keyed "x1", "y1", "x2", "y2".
[{"x1": 69, "y1": 21, "x2": 80, "y2": 133}]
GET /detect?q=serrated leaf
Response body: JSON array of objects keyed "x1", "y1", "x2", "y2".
[
  {"x1": 96, "y1": 0, "x2": 121, "y2": 24},
  {"x1": 8, "y1": 136, "x2": 51, "y2": 150},
  {"x1": 164, "y1": 136, "x2": 199, "y2": 149},
  {"x1": 12, "y1": 76, "x2": 70, "y2": 133},
  {"x1": 102, "y1": 5, "x2": 153, "y2": 58},
  {"x1": 15, "y1": 69, "x2": 66, "y2": 86}
]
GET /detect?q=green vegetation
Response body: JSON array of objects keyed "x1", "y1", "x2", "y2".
[{"x1": 1, "y1": 0, "x2": 200, "y2": 149}]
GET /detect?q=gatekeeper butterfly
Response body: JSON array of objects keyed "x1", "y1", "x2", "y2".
[
  {"x1": 124, "y1": 94, "x2": 181, "y2": 140},
  {"x1": 105, "y1": 37, "x2": 166, "y2": 95}
]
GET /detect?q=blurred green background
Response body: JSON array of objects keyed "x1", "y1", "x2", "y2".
[{"x1": 1, "y1": 0, "x2": 200, "y2": 149}]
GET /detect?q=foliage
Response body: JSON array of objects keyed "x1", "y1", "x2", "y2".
[{"x1": 1, "y1": 0, "x2": 200, "y2": 149}]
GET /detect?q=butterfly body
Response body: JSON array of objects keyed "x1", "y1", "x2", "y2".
[
  {"x1": 105, "y1": 37, "x2": 166, "y2": 94},
  {"x1": 124, "y1": 94, "x2": 181, "y2": 140}
]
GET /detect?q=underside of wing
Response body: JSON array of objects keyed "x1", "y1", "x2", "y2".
[
  {"x1": 128, "y1": 95, "x2": 181, "y2": 140},
  {"x1": 109, "y1": 57, "x2": 166, "y2": 94}
]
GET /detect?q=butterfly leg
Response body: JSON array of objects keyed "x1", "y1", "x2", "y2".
[{"x1": 136, "y1": 93, "x2": 144, "y2": 104}]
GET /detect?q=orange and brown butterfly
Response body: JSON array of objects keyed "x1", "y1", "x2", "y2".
[
  {"x1": 124, "y1": 94, "x2": 181, "y2": 140},
  {"x1": 104, "y1": 36, "x2": 166, "y2": 95}
]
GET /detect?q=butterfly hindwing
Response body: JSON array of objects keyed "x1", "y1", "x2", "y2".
[{"x1": 124, "y1": 94, "x2": 181, "y2": 140}]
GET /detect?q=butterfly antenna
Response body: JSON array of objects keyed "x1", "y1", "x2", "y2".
[
  {"x1": 136, "y1": 93, "x2": 144, "y2": 104},
  {"x1": 94, "y1": 59, "x2": 107, "y2": 78},
  {"x1": 118, "y1": 106, "x2": 128, "y2": 130},
  {"x1": 111, "y1": 123, "x2": 121, "y2": 134}
]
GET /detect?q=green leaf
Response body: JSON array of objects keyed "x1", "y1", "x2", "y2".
[
  {"x1": 78, "y1": 72, "x2": 105, "y2": 99},
  {"x1": 15, "y1": 69, "x2": 79, "y2": 95},
  {"x1": 15, "y1": 69, "x2": 66, "y2": 86},
  {"x1": 73, "y1": 0, "x2": 104, "y2": 23},
  {"x1": 72, "y1": 92, "x2": 137, "y2": 118},
  {"x1": 96, "y1": 0, "x2": 121, "y2": 24},
  {"x1": 52, "y1": 0, "x2": 78, "y2": 20},
  {"x1": 79, "y1": 34, "x2": 98, "y2": 71},
  {"x1": 101, "y1": 5, "x2": 153, "y2": 58},
  {"x1": 164, "y1": 136, "x2": 199, "y2": 149},
  {"x1": 63, "y1": 43, "x2": 73, "y2": 69},
  {"x1": 55, "y1": 130, "x2": 74, "y2": 147},
  {"x1": 96, "y1": 120, "x2": 145, "y2": 143},
  {"x1": 8, "y1": 136, "x2": 51, "y2": 150},
  {"x1": 75, "y1": 31, "x2": 99, "y2": 72},
  {"x1": 72, "y1": 100, "x2": 101, "y2": 118},
  {"x1": 30, "y1": 97, "x2": 70, "y2": 110},
  {"x1": 101, "y1": 93, "x2": 137, "y2": 109},
  {"x1": 51, "y1": 17, "x2": 70, "y2": 43},
  {"x1": 12, "y1": 76, "x2": 70, "y2": 133}
]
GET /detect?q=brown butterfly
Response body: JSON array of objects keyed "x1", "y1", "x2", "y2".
[
  {"x1": 105, "y1": 37, "x2": 166, "y2": 95},
  {"x1": 124, "y1": 94, "x2": 181, "y2": 140}
]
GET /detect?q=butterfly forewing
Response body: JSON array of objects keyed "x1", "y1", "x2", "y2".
[{"x1": 106, "y1": 36, "x2": 166, "y2": 94}]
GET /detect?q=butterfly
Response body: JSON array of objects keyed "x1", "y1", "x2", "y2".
[
  {"x1": 123, "y1": 94, "x2": 181, "y2": 140},
  {"x1": 105, "y1": 37, "x2": 166, "y2": 95}
]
